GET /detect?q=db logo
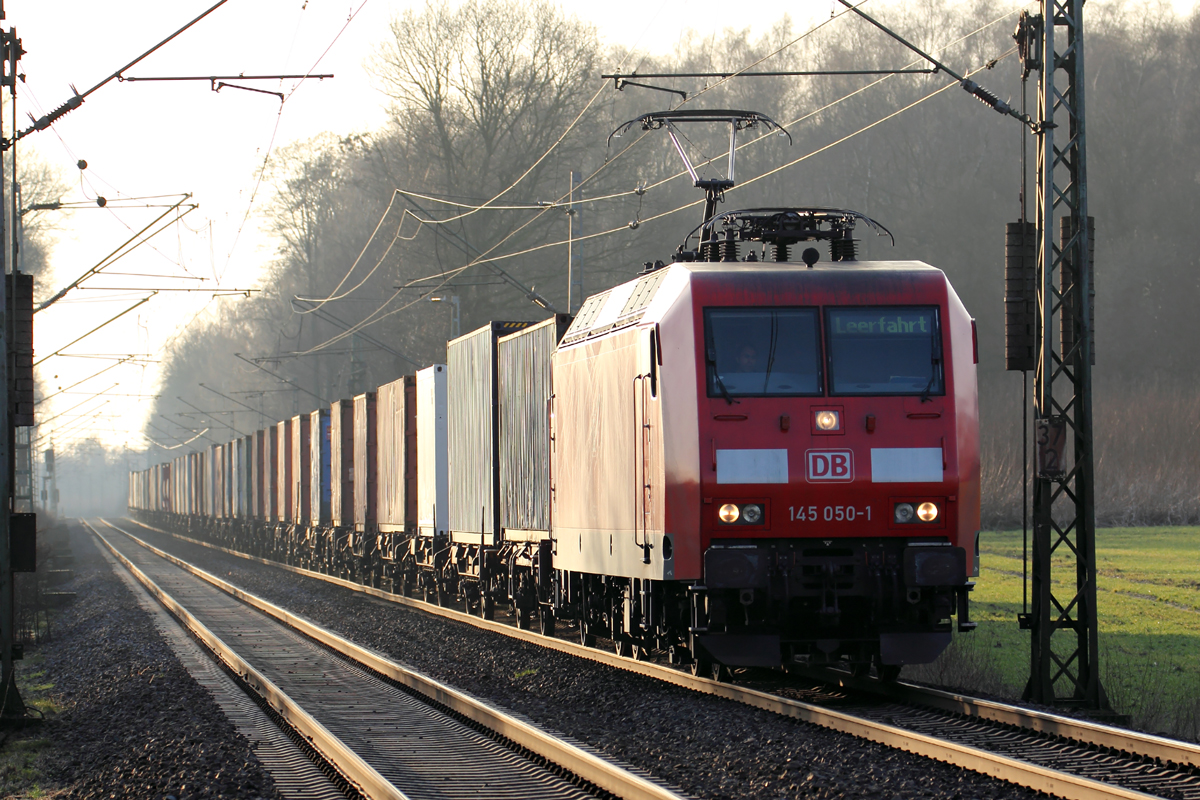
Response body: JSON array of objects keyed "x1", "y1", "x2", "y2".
[{"x1": 806, "y1": 450, "x2": 854, "y2": 482}]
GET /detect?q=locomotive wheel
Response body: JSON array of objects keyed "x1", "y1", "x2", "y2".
[
  {"x1": 633, "y1": 644, "x2": 651, "y2": 662},
  {"x1": 539, "y1": 609, "x2": 556, "y2": 637},
  {"x1": 690, "y1": 651, "x2": 712, "y2": 679},
  {"x1": 480, "y1": 596, "x2": 496, "y2": 621},
  {"x1": 877, "y1": 664, "x2": 902, "y2": 682},
  {"x1": 614, "y1": 638, "x2": 633, "y2": 658}
]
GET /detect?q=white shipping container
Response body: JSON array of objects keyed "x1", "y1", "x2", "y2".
[
  {"x1": 416, "y1": 365, "x2": 448, "y2": 538},
  {"x1": 310, "y1": 408, "x2": 331, "y2": 527},
  {"x1": 377, "y1": 376, "x2": 416, "y2": 533}
]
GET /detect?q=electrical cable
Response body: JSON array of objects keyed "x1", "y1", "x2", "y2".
[
  {"x1": 672, "y1": 0, "x2": 872, "y2": 109},
  {"x1": 389, "y1": 0, "x2": 876, "y2": 270},
  {"x1": 220, "y1": 0, "x2": 371, "y2": 282},
  {"x1": 279, "y1": 4, "x2": 697, "y2": 322},
  {"x1": 292, "y1": 191, "x2": 407, "y2": 310},
  {"x1": 381, "y1": 51, "x2": 1021, "y2": 279},
  {"x1": 278, "y1": 6, "x2": 1021, "y2": 356}
]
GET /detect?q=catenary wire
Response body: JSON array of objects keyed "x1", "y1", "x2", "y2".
[
  {"x1": 220, "y1": 0, "x2": 371, "y2": 283},
  {"x1": 272, "y1": 5, "x2": 1022, "y2": 355}
]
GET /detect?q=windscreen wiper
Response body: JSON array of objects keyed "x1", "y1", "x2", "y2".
[
  {"x1": 920, "y1": 329, "x2": 943, "y2": 403},
  {"x1": 763, "y1": 314, "x2": 780, "y2": 393},
  {"x1": 707, "y1": 347, "x2": 739, "y2": 405}
]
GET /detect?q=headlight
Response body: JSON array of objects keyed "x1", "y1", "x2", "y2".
[
  {"x1": 815, "y1": 410, "x2": 840, "y2": 431},
  {"x1": 719, "y1": 503, "x2": 740, "y2": 523},
  {"x1": 917, "y1": 502, "x2": 939, "y2": 522},
  {"x1": 741, "y1": 504, "x2": 763, "y2": 524},
  {"x1": 894, "y1": 502, "x2": 915, "y2": 523}
]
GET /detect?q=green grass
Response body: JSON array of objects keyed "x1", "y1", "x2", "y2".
[
  {"x1": 0, "y1": 738, "x2": 56, "y2": 798},
  {"x1": 908, "y1": 527, "x2": 1200, "y2": 739},
  {"x1": 0, "y1": 655, "x2": 66, "y2": 799}
]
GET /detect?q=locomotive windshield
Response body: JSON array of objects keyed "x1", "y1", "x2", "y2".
[
  {"x1": 705, "y1": 308, "x2": 822, "y2": 397},
  {"x1": 826, "y1": 306, "x2": 943, "y2": 396}
]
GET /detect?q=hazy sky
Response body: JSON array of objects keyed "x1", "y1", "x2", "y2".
[{"x1": 14, "y1": 0, "x2": 1189, "y2": 456}]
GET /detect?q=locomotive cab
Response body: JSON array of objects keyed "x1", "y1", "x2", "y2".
[{"x1": 691, "y1": 261, "x2": 980, "y2": 673}]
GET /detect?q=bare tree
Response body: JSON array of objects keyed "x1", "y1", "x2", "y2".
[
  {"x1": 372, "y1": 0, "x2": 600, "y2": 197},
  {"x1": 5, "y1": 150, "x2": 70, "y2": 281}
]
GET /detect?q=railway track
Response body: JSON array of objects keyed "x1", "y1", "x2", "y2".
[
  {"x1": 111, "y1": 517, "x2": 1200, "y2": 800},
  {"x1": 83, "y1": 519, "x2": 689, "y2": 800}
]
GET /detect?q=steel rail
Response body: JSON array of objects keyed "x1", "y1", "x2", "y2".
[
  {"x1": 97, "y1": 519, "x2": 689, "y2": 800},
  {"x1": 819, "y1": 673, "x2": 1200, "y2": 770},
  {"x1": 121, "y1": 518, "x2": 1199, "y2": 798},
  {"x1": 85, "y1": 520, "x2": 406, "y2": 800}
]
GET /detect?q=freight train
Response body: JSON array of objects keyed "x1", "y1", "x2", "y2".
[{"x1": 129, "y1": 207, "x2": 980, "y2": 680}]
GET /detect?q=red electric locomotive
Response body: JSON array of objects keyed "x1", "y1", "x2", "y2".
[{"x1": 548, "y1": 207, "x2": 979, "y2": 677}]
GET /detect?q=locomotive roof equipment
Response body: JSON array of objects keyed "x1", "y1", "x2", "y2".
[{"x1": 609, "y1": 109, "x2": 791, "y2": 251}]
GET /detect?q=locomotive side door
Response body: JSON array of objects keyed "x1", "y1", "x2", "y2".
[{"x1": 634, "y1": 326, "x2": 662, "y2": 565}]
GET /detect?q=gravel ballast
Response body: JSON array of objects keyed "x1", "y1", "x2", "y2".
[
  {"x1": 117, "y1": 519, "x2": 1042, "y2": 800},
  {"x1": 3, "y1": 521, "x2": 281, "y2": 800}
]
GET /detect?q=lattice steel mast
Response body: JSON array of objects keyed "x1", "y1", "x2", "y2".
[{"x1": 1021, "y1": 0, "x2": 1107, "y2": 710}]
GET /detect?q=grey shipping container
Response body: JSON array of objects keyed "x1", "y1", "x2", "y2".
[
  {"x1": 330, "y1": 400, "x2": 354, "y2": 528},
  {"x1": 224, "y1": 440, "x2": 234, "y2": 519},
  {"x1": 416, "y1": 365, "x2": 448, "y2": 538},
  {"x1": 252, "y1": 430, "x2": 266, "y2": 519},
  {"x1": 499, "y1": 314, "x2": 572, "y2": 538},
  {"x1": 310, "y1": 408, "x2": 331, "y2": 526},
  {"x1": 291, "y1": 414, "x2": 311, "y2": 524},
  {"x1": 276, "y1": 419, "x2": 292, "y2": 523},
  {"x1": 447, "y1": 321, "x2": 533, "y2": 544},
  {"x1": 376, "y1": 375, "x2": 416, "y2": 533},
  {"x1": 229, "y1": 443, "x2": 238, "y2": 520},
  {"x1": 267, "y1": 425, "x2": 279, "y2": 521},
  {"x1": 211, "y1": 444, "x2": 222, "y2": 518},
  {"x1": 353, "y1": 392, "x2": 377, "y2": 532},
  {"x1": 238, "y1": 435, "x2": 252, "y2": 518}
]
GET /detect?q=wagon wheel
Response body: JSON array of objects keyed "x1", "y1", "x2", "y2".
[
  {"x1": 539, "y1": 608, "x2": 556, "y2": 637},
  {"x1": 517, "y1": 607, "x2": 533, "y2": 630},
  {"x1": 579, "y1": 624, "x2": 596, "y2": 648}
]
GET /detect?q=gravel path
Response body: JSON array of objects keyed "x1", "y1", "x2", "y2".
[
  {"x1": 121, "y1": 519, "x2": 1041, "y2": 800},
  {"x1": 3, "y1": 521, "x2": 281, "y2": 800}
]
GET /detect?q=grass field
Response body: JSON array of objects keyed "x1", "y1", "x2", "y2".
[{"x1": 905, "y1": 527, "x2": 1200, "y2": 740}]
